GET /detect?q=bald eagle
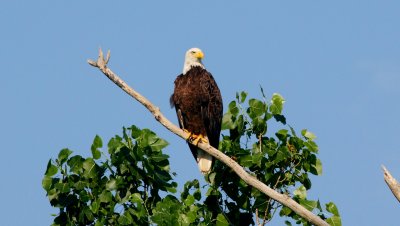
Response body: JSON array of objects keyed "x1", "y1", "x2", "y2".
[{"x1": 170, "y1": 48, "x2": 223, "y2": 174}]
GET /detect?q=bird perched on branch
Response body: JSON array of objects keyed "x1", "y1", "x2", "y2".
[{"x1": 170, "y1": 48, "x2": 223, "y2": 174}]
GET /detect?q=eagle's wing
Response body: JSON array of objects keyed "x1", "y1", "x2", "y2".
[
  {"x1": 170, "y1": 75, "x2": 185, "y2": 131},
  {"x1": 200, "y1": 70, "x2": 223, "y2": 149}
]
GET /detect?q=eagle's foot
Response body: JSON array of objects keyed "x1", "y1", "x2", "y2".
[
  {"x1": 183, "y1": 129, "x2": 208, "y2": 145},
  {"x1": 190, "y1": 134, "x2": 208, "y2": 146}
]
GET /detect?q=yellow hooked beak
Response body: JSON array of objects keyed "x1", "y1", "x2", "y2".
[{"x1": 195, "y1": 51, "x2": 204, "y2": 59}]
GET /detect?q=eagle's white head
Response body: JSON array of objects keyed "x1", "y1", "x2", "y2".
[{"x1": 183, "y1": 47, "x2": 205, "y2": 75}]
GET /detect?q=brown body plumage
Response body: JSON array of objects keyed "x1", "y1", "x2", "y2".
[{"x1": 171, "y1": 62, "x2": 223, "y2": 174}]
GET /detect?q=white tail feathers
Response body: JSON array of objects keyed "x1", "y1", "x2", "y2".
[{"x1": 197, "y1": 149, "x2": 213, "y2": 174}]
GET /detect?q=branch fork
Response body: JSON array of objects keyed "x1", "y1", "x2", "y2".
[{"x1": 88, "y1": 48, "x2": 110, "y2": 69}]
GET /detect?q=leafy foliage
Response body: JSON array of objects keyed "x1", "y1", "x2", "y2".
[
  {"x1": 209, "y1": 90, "x2": 340, "y2": 225},
  {"x1": 43, "y1": 89, "x2": 341, "y2": 225}
]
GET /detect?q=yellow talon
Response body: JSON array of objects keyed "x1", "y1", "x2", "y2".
[
  {"x1": 183, "y1": 129, "x2": 208, "y2": 146},
  {"x1": 190, "y1": 134, "x2": 208, "y2": 146},
  {"x1": 183, "y1": 129, "x2": 208, "y2": 145}
]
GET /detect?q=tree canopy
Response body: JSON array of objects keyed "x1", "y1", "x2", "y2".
[{"x1": 43, "y1": 90, "x2": 341, "y2": 225}]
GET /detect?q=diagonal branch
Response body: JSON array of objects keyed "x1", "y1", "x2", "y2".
[
  {"x1": 382, "y1": 165, "x2": 400, "y2": 203},
  {"x1": 87, "y1": 48, "x2": 329, "y2": 226}
]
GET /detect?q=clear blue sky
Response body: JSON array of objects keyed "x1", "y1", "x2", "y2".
[{"x1": 1, "y1": 1, "x2": 399, "y2": 225}]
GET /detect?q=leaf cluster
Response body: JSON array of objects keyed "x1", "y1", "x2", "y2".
[
  {"x1": 43, "y1": 89, "x2": 341, "y2": 225},
  {"x1": 209, "y1": 90, "x2": 341, "y2": 225},
  {"x1": 44, "y1": 127, "x2": 167, "y2": 225},
  {"x1": 44, "y1": 126, "x2": 234, "y2": 225}
]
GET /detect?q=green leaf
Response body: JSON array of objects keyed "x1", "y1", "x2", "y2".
[
  {"x1": 83, "y1": 206, "x2": 94, "y2": 222},
  {"x1": 42, "y1": 176, "x2": 53, "y2": 191},
  {"x1": 304, "y1": 140, "x2": 319, "y2": 153},
  {"x1": 326, "y1": 202, "x2": 340, "y2": 216},
  {"x1": 239, "y1": 155, "x2": 253, "y2": 167},
  {"x1": 251, "y1": 116, "x2": 267, "y2": 135},
  {"x1": 301, "y1": 129, "x2": 317, "y2": 140},
  {"x1": 47, "y1": 188, "x2": 59, "y2": 202},
  {"x1": 91, "y1": 135, "x2": 102, "y2": 159},
  {"x1": 248, "y1": 98, "x2": 266, "y2": 118},
  {"x1": 79, "y1": 190, "x2": 90, "y2": 202},
  {"x1": 270, "y1": 93, "x2": 285, "y2": 115},
  {"x1": 206, "y1": 187, "x2": 220, "y2": 196},
  {"x1": 108, "y1": 136, "x2": 122, "y2": 155},
  {"x1": 82, "y1": 158, "x2": 97, "y2": 179},
  {"x1": 312, "y1": 158, "x2": 323, "y2": 175},
  {"x1": 299, "y1": 199, "x2": 317, "y2": 211},
  {"x1": 273, "y1": 114, "x2": 286, "y2": 124},
  {"x1": 74, "y1": 180, "x2": 86, "y2": 190},
  {"x1": 129, "y1": 125, "x2": 142, "y2": 139},
  {"x1": 166, "y1": 184, "x2": 177, "y2": 193},
  {"x1": 179, "y1": 213, "x2": 193, "y2": 226},
  {"x1": 151, "y1": 196, "x2": 180, "y2": 225},
  {"x1": 92, "y1": 135, "x2": 103, "y2": 149},
  {"x1": 150, "y1": 153, "x2": 169, "y2": 162},
  {"x1": 118, "y1": 211, "x2": 133, "y2": 225},
  {"x1": 240, "y1": 91, "x2": 248, "y2": 103},
  {"x1": 254, "y1": 194, "x2": 268, "y2": 209},
  {"x1": 284, "y1": 220, "x2": 293, "y2": 226},
  {"x1": 186, "y1": 206, "x2": 199, "y2": 223},
  {"x1": 184, "y1": 195, "x2": 195, "y2": 206},
  {"x1": 151, "y1": 139, "x2": 169, "y2": 152},
  {"x1": 207, "y1": 172, "x2": 217, "y2": 184},
  {"x1": 106, "y1": 178, "x2": 117, "y2": 191},
  {"x1": 252, "y1": 153, "x2": 263, "y2": 166},
  {"x1": 67, "y1": 155, "x2": 84, "y2": 174},
  {"x1": 280, "y1": 206, "x2": 292, "y2": 216},
  {"x1": 216, "y1": 213, "x2": 229, "y2": 226},
  {"x1": 148, "y1": 134, "x2": 169, "y2": 152},
  {"x1": 275, "y1": 147, "x2": 290, "y2": 163},
  {"x1": 57, "y1": 148, "x2": 72, "y2": 165},
  {"x1": 193, "y1": 189, "x2": 201, "y2": 201},
  {"x1": 303, "y1": 177, "x2": 312, "y2": 190},
  {"x1": 99, "y1": 190, "x2": 112, "y2": 203},
  {"x1": 228, "y1": 101, "x2": 239, "y2": 116},
  {"x1": 130, "y1": 193, "x2": 143, "y2": 203},
  {"x1": 45, "y1": 160, "x2": 58, "y2": 177},
  {"x1": 55, "y1": 182, "x2": 70, "y2": 193},
  {"x1": 94, "y1": 220, "x2": 104, "y2": 226},
  {"x1": 91, "y1": 149, "x2": 101, "y2": 160},
  {"x1": 326, "y1": 216, "x2": 342, "y2": 226},
  {"x1": 293, "y1": 185, "x2": 307, "y2": 200},
  {"x1": 276, "y1": 129, "x2": 288, "y2": 141},
  {"x1": 235, "y1": 114, "x2": 245, "y2": 133},
  {"x1": 221, "y1": 112, "x2": 235, "y2": 130},
  {"x1": 155, "y1": 169, "x2": 173, "y2": 182}
]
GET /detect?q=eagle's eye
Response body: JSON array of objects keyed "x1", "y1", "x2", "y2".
[{"x1": 191, "y1": 51, "x2": 196, "y2": 54}]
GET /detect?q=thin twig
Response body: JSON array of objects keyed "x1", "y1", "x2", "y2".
[
  {"x1": 263, "y1": 174, "x2": 282, "y2": 224},
  {"x1": 255, "y1": 208, "x2": 260, "y2": 226},
  {"x1": 87, "y1": 48, "x2": 329, "y2": 226},
  {"x1": 264, "y1": 201, "x2": 279, "y2": 225},
  {"x1": 382, "y1": 165, "x2": 400, "y2": 203}
]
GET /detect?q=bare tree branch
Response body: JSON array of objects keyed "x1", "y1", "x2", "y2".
[
  {"x1": 382, "y1": 165, "x2": 400, "y2": 203},
  {"x1": 87, "y1": 48, "x2": 330, "y2": 226}
]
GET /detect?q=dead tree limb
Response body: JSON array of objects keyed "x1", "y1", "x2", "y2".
[
  {"x1": 87, "y1": 48, "x2": 329, "y2": 226},
  {"x1": 382, "y1": 165, "x2": 400, "y2": 203}
]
